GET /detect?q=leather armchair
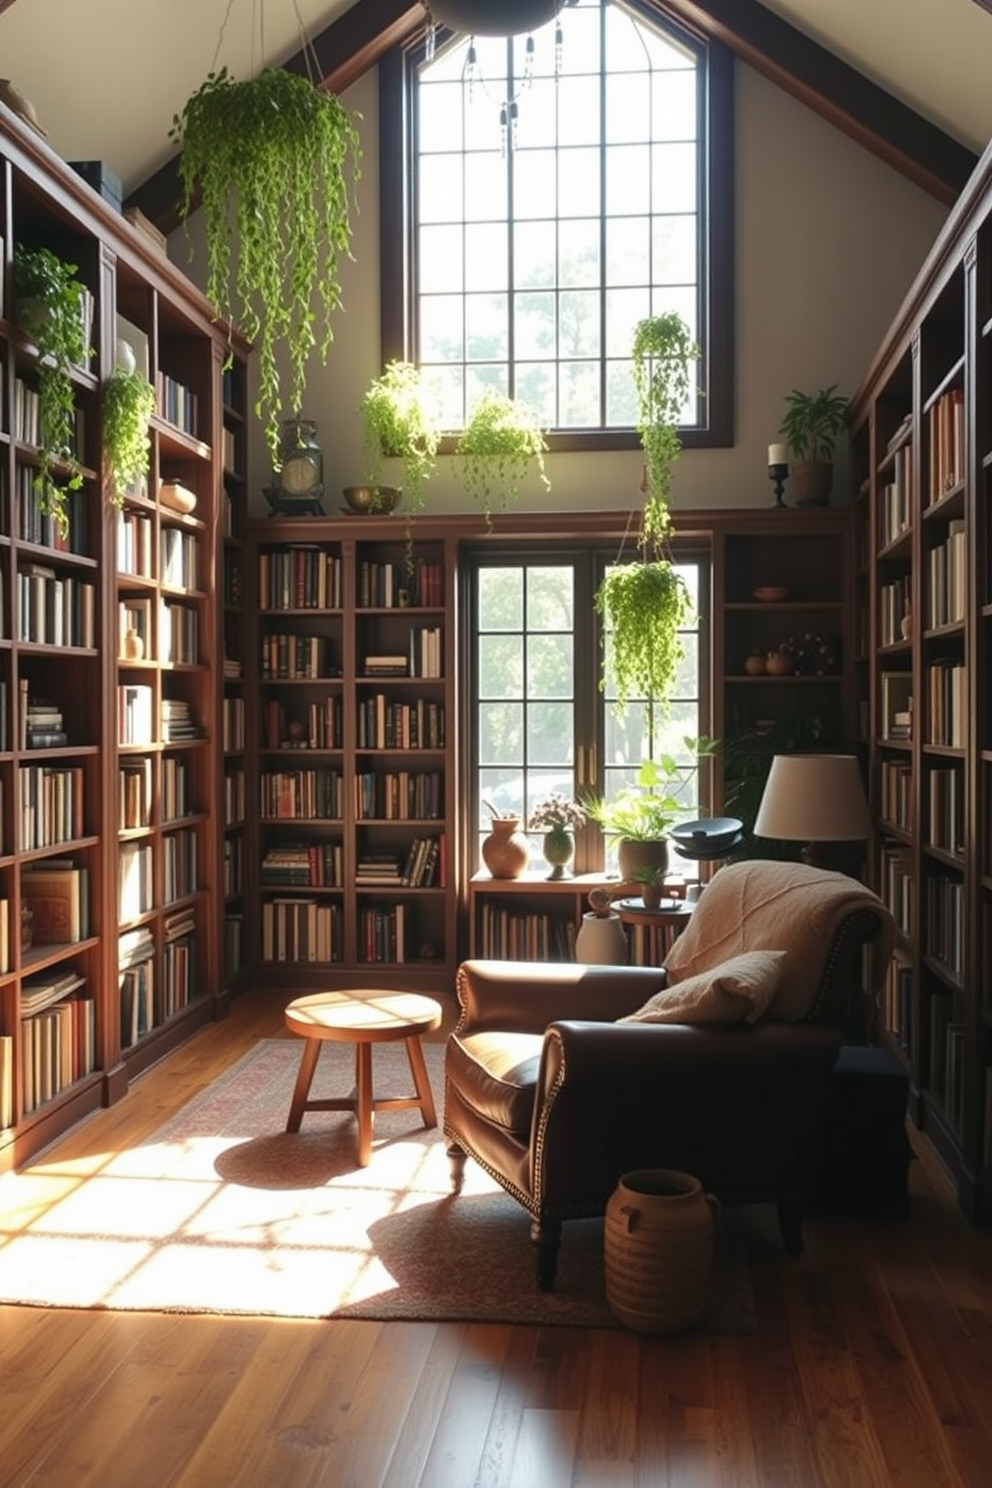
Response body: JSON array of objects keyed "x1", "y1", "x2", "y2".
[{"x1": 444, "y1": 863, "x2": 894, "y2": 1290}]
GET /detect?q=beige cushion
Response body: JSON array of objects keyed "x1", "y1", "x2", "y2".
[{"x1": 617, "y1": 950, "x2": 785, "y2": 1025}]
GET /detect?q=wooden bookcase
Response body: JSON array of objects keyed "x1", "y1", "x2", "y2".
[
  {"x1": 849, "y1": 134, "x2": 992, "y2": 1223},
  {"x1": 0, "y1": 103, "x2": 246, "y2": 1167},
  {"x1": 247, "y1": 517, "x2": 458, "y2": 993}
]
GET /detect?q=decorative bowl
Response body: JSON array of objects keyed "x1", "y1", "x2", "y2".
[
  {"x1": 159, "y1": 480, "x2": 197, "y2": 515},
  {"x1": 753, "y1": 585, "x2": 789, "y2": 603},
  {"x1": 342, "y1": 485, "x2": 401, "y2": 515}
]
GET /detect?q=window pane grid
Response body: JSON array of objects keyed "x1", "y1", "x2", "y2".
[{"x1": 415, "y1": 0, "x2": 702, "y2": 432}]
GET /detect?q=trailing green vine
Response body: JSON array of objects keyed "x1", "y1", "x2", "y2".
[
  {"x1": 360, "y1": 361, "x2": 440, "y2": 513},
  {"x1": 103, "y1": 366, "x2": 157, "y2": 504},
  {"x1": 631, "y1": 312, "x2": 699, "y2": 545},
  {"x1": 455, "y1": 389, "x2": 550, "y2": 526},
  {"x1": 13, "y1": 243, "x2": 91, "y2": 534},
  {"x1": 170, "y1": 66, "x2": 362, "y2": 461},
  {"x1": 595, "y1": 559, "x2": 692, "y2": 716}
]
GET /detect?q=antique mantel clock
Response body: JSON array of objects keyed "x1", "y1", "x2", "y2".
[{"x1": 264, "y1": 416, "x2": 326, "y2": 515}]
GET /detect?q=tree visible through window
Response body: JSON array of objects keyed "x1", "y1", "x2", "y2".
[{"x1": 381, "y1": 0, "x2": 733, "y2": 447}]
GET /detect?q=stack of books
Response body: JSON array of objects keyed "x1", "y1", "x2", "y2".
[
  {"x1": 162, "y1": 699, "x2": 200, "y2": 741},
  {"x1": 21, "y1": 689, "x2": 68, "y2": 749},
  {"x1": 355, "y1": 853, "x2": 403, "y2": 886},
  {"x1": 363, "y1": 653, "x2": 409, "y2": 677}
]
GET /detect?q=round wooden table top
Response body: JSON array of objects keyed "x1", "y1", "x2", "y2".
[{"x1": 284, "y1": 989, "x2": 443, "y2": 1044}]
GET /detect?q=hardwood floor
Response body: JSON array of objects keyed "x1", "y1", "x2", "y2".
[{"x1": 1, "y1": 988, "x2": 991, "y2": 1488}]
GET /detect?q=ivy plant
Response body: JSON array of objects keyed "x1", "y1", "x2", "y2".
[
  {"x1": 631, "y1": 312, "x2": 699, "y2": 545},
  {"x1": 360, "y1": 360, "x2": 441, "y2": 513},
  {"x1": 103, "y1": 366, "x2": 157, "y2": 504},
  {"x1": 455, "y1": 389, "x2": 550, "y2": 526},
  {"x1": 13, "y1": 243, "x2": 91, "y2": 534},
  {"x1": 170, "y1": 66, "x2": 362, "y2": 462},
  {"x1": 594, "y1": 558, "x2": 692, "y2": 717}
]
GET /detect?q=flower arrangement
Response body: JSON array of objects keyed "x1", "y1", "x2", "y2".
[{"x1": 528, "y1": 793, "x2": 587, "y2": 832}]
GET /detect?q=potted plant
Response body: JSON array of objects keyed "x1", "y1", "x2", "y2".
[
  {"x1": 626, "y1": 862, "x2": 668, "y2": 909},
  {"x1": 527, "y1": 791, "x2": 587, "y2": 880},
  {"x1": 584, "y1": 743, "x2": 717, "y2": 880},
  {"x1": 13, "y1": 243, "x2": 92, "y2": 533},
  {"x1": 169, "y1": 66, "x2": 362, "y2": 462},
  {"x1": 103, "y1": 365, "x2": 157, "y2": 504},
  {"x1": 454, "y1": 389, "x2": 550, "y2": 526},
  {"x1": 631, "y1": 311, "x2": 700, "y2": 545},
  {"x1": 778, "y1": 384, "x2": 848, "y2": 506},
  {"x1": 594, "y1": 559, "x2": 692, "y2": 718},
  {"x1": 359, "y1": 360, "x2": 441, "y2": 514}
]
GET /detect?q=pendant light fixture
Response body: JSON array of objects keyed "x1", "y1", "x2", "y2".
[{"x1": 426, "y1": 1, "x2": 566, "y2": 35}]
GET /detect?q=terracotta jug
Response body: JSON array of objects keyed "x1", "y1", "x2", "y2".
[
  {"x1": 604, "y1": 1168, "x2": 720, "y2": 1333},
  {"x1": 481, "y1": 817, "x2": 529, "y2": 879}
]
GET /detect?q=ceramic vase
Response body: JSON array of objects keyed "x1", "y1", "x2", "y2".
[
  {"x1": 481, "y1": 817, "x2": 529, "y2": 879},
  {"x1": 604, "y1": 1168, "x2": 720, "y2": 1334},
  {"x1": 122, "y1": 626, "x2": 144, "y2": 661},
  {"x1": 542, "y1": 826, "x2": 574, "y2": 880},
  {"x1": 574, "y1": 911, "x2": 628, "y2": 965}
]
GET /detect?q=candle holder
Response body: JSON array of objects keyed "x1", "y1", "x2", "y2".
[{"x1": 768, "y1": 461, "x2": 789, "y2": 508}]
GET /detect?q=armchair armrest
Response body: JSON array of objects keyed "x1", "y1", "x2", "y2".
[{"x1": 455, "y1": 958, "x2": 667, "y2": 1036}]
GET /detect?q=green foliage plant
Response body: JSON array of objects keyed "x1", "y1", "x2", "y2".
[
  {"x1": 584, "y1": 742, "x2": 718, "y2": 842},
  {"x1": 360, "y1": 361, "x2": 440, "y2": 513},
  {"x1": 103, "y1": 366, "x2": 156, "y2": 504},
  {"x1": 778, "y1": 384, "x2": 848, "y2": 462},
  {"x1": 170, "y1": 66, "x2": 362, "y2": 462},
  {"x1": 455, "y1": 389, "x2": 550, "y2": 526},
  {"x1": 594, "y1": 559, "x2": 692, "y2": 717},
  {"x1": 13, "y1": 243, "x2": 92, "y2": 534},
  {"x1": 631, "y1": 312, "x2": 700, "y2": 546}
]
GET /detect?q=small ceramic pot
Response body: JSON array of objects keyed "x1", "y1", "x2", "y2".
[
  {"x1": 744, "y1": 651, "x2": 766, "y2": 676},
  {"x1": 765, "y1": 649, "x2": 794, "y2": 677}
]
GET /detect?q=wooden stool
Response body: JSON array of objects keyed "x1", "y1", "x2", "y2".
[{"x1": 284, "y1": 989, "x2": 442, "y2": 1166}]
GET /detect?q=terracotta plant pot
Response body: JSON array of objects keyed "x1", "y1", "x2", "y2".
[
  {"x1": 481, "y1": 817, "x2": 529, "y2": 879},
  {"x1": 791, "y1": 459, "x2": 833, "y2": 507}
]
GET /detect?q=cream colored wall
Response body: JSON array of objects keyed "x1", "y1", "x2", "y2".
[{"x1": 174, "y1": 58, "x2": 950, "y2": 518}]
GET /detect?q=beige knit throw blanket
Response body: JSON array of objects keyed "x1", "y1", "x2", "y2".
[{"x1": 664, "y1": 861, "x2": 896, "y2": 1021}]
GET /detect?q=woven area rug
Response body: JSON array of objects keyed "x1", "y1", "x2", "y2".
[{"x1": 0, "y1": 1038, "x2": 756, "y2": 1330}]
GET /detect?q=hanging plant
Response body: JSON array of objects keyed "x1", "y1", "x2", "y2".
[
  {"x1": 595, "y1": 558, "x2": 692, "y2": 717},
  {"x1": 169, "y1": 66, "x2": 362, "y2": 461},
  {"x1": 103, "y1": 366, "x2": 156, "y2": 504},
  {"x1": 455, "y1": 389, "x2": 550, "y2": 526},
  {"x1": 631, "y1": 312, "x2": 699, "y2": 546},
  {"x1": 13, "y1": 243, "x2": 92, "y2": 534},
  {"x1": 360, "y1": 360, "x2": 441, "y2": 513}
]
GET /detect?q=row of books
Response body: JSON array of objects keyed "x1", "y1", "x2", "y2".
[
  {"x1": 879, "y1": 444, "x2": 912, "y2": 548},
  {"x1": 358, "y1": 903, "x2": 411, "y2": 964},
  {"x1": 13, "y1": 462, "x2": 88, "y2": 554},
  {"x1": 924, "y1": 872, "x2": 965, "y2": 976},
  {"x1": 926, "y1": 520, "x2": 966, "y2": 629},
  {"x1": 261, "y1": 841, "x2": 342, "y2": 887},
  {"x1": 355, "y1": 833, "x2": 445, "y2": 888},
  {"x1": 116, "y1": 508, "x2": 154, "y2": 579},
  {"x1": 356, "y1": 696, "x2": 445, "y2": 750},
  {"x1": 880, "y1": 956, "x2": 912, "y2": 1057},
  {"x1": 260, "y1": 632, "x2": 335, "y2": 680},
  {"x1": 16, "y1": 564, "x2": 96, "y2": 647},
  {"x1": 20, "y1": 988, "x2": 96, "y2": 1115},
  {"x1": 161, "y1": 526, "x2": 199, "y2": 591},
  {"x1": 163, "y1": 827, "x2": 198, "y2": 903},
  {"x1": 927, "y1": 388, "x2": 965, "y2": 504},
  {"x1": 262, "y1": 698, "x2": 342, "y2": 751},
  {"x1": 225, "y1": 768, "x2": 246, "y2": 827},
  {"x1": 356, "y1": 559, "x2": 444, "y2": 610},
  {"x1": 476, "y1": 904, "x2": 575, "y2": 961},
  {"x1": 259, "y1": 545, "x2": 342, "y2": 611},
  {"x1": 18, "y1": 765, "x2": 85, "y2": 852},
  {"x1": 354, "y1": 769, "x2": 443, "y2": 821},
  {"x1": 360, "y1": 626, "x2": 443, "y2": 680},
  {"x1": 260, "y1": 768, "x2": 343, "y2": 820},
  {"x1": 223, "y1": 697, "x2": 245, "y2": 751},
  {"x1": 879, "y1": 758, "x2": 912, "y2": 831},
  {"x1": 156, "y1": 370, "x2": 199, "y2": 438},
  {"x1": 261, "y1": 897, "x2": 341, "y2": 963},
  {"x1": 929, "y1": 765, "x2": 965, "y2": 855}
]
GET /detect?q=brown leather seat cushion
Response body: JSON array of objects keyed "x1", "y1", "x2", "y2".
[{"x1": 446, "y1": 1031, "x2": 542, "y2": 1138}]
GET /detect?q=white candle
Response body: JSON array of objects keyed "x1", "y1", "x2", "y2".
[{"x1": 767, "y1": 443, "x2": 788, "y2": 467}]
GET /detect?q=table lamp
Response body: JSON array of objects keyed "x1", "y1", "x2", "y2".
[{"x1": 753, "y1": 754, "x2": 871, "y2": 871}]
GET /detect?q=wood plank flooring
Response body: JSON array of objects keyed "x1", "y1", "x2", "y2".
[{"x1": 1, "y1": 988, "x2": 991, "y2": 1488}]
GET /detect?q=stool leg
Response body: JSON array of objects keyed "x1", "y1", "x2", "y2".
[
  {"x1": 404, "y1": 1034, "x2": 437, "y2": 1129},
  {"x1": 286, "y1": 1039, "x2": 321, "y2": 1132},
  {"x1": 355, "y1": 1041, "x2": 373, "y2": 1166}
]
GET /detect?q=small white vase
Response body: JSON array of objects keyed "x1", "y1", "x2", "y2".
[
  {"x1": 116, "y1": 337, "x2": 137, "y2": 374},
  {"x1": 574, "y1": 911, "x2": 628, "y2": 965}
]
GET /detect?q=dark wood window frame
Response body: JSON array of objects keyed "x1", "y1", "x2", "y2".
[{"x1": 378, "y1": 6, "x2": 735, "y2": 453}]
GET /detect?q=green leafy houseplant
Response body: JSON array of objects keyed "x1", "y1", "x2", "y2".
[
  {"x1": 455, "y1": 389, "x2": 550, "y2": 525},
  {"x1": 103, "y1": 366, "x2": 156, "y2": 504},
  {"x1": 631, "y1": 312, "x2": 700, "y2": 545},
  {"x1": 360, "y1": 360, "x2": 441, "y2": 513},
  {"x1": 13, "y1": 243, "x2": 91, "y2": 533},
  {"x1": 170, "y1": 66, "x2": 362, "y2": 462},
  {"x1": 778, "y1": 384, "x2": 848, "y2": 506},
  {"x1": 594, "y1": 559, "x2": 692, "y2": 717},
  {"x1": 778, "y1": 384, "x2": 848, "y2": 461},
  {"x1": 584, "y1": 744, "x2": 718, "y2": 844}
]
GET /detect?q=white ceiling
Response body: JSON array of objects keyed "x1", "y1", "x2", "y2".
[{"x1": 1, "y1": 0, "x2": 990, "y2": 196}]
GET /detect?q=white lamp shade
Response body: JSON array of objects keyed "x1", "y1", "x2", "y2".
[{"x1": 753, "y1": 754, "x2": 871, "y2": 843}]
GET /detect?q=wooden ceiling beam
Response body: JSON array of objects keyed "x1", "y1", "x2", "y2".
[{"x1": 126, "y1": 0, "x2": 976, "y2": 235}]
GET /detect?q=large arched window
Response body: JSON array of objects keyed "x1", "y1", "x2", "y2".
[{"x1": 379, "y1": 0, "x2": 733, "y2": 450}]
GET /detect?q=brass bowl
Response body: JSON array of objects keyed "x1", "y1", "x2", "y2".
[{"x1": 342, "y1": 485, "x2": 401, "y2": 514}]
